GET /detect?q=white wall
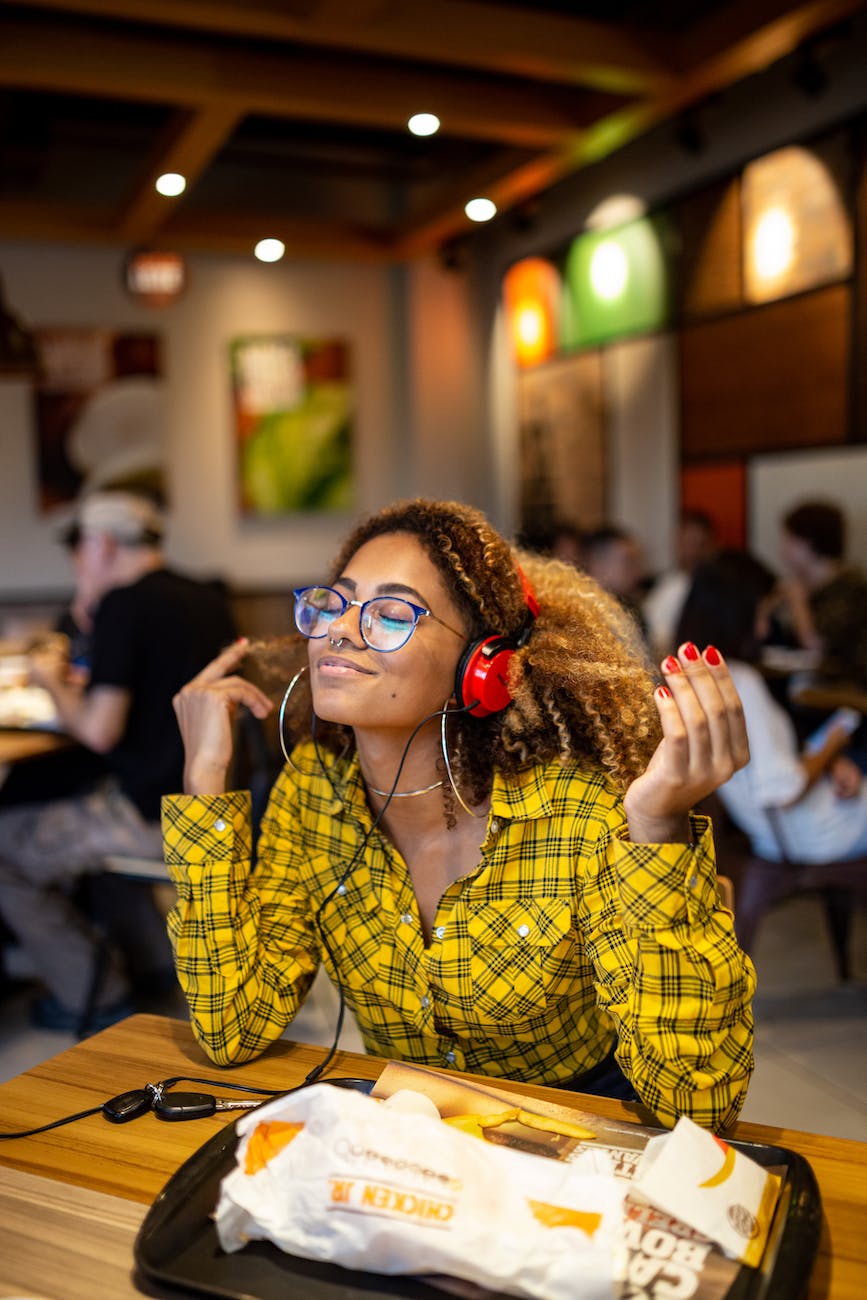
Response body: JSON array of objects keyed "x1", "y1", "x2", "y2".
[
  {"x1": 602, "y1": 334, "x2": 678, "y2": 576},
  {"x1": 749, "y1": 448, "x2": 867, "y2": 573},
  {"x1": 0, "y1": 243, "x2": 481, "y2": 600}
]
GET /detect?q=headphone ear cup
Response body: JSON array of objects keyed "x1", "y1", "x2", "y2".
[{"x1": 454, "y1": 635, "x2": 518, "y2": 718}]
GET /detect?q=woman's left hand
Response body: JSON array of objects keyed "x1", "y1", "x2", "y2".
[{"x1": 623, "y1": 643, "x2": 749, "y2": 843}]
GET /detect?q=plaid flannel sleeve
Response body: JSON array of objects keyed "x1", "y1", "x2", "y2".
[
  {"x1": 580, "y1": 814, "x2": 756, "y2": 1132},
  {"x1": 161, "y1": 784, "x2": 321, "y2": 1065}
]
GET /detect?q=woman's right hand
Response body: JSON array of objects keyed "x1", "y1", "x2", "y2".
[{"x1": 173, "y1": 638, "x2": 274, "y2": 795}]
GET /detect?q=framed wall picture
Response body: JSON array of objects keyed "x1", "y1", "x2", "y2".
[
  {"x1": 33, "y1": 328, "x2": 165, "y2": 511},
  {"x1": 231, "y1": 334, "x2": 354, "y2": 516},
  {"x1": 516, "y1": 350, "x2": 606, "y2": 543}
]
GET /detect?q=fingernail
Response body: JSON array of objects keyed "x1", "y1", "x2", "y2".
[
  {"x1": 662, "y1": 656, "x2": 681, "y2": 674},
  {"x1": 656, "y1": 684, "x2": 672, "y2": 700},
  {"x1": 704, "y1": 645, "x2": 721, "y2": 666},
  {"x1": 682, "y1": 642, "x2": 699, "y2": 662},
  {"x1": 235, "y1": 636, "x2": 248, "y2": 645}
]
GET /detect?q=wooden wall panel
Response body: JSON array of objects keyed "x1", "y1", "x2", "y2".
[
  {"x1": 680, "y1": 284, "x2": 851, "y2": 459},
  {"x1": 855, "y1": 121, "x2": 867, "y2": 444},
  {"x1": 676, "y1": 178, "x2": 743, "y2": 321}
]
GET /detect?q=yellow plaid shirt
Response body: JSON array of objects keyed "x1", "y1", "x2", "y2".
[{"x1": 162, "y1": 744, "x2": 755, "y2": 1130}]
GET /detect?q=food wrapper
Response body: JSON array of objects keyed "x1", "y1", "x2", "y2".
[
  {"x1": 214, "y1": 1082, "x2": 626, "y2": 1300},
  {"x1": 632, "y1": 1116, "x2": 781, "y2": 1267}
]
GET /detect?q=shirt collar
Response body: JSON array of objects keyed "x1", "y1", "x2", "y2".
[{"x1": 490, "y1": 762, "x2": 555, "y2": 823}]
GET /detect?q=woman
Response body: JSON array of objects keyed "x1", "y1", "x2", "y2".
[
  {"x1": 676, "y1": 549, "x2": 867, "y2": 865},
  {"x1": 165, "y1": 500, "x2": 754, "y2": 1131}
]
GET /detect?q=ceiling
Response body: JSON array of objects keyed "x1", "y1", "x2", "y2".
[{"x1": 0, "y1": 0, "x2": 865, "y2": 263}]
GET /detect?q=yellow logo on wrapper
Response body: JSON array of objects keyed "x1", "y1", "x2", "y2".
[
  {"x1": 244, "y1": 1121, "x2": 304, "y2": 1175},
  {"x1": 633, "y1": 1117, "x2": 782, "y2": 1268}
]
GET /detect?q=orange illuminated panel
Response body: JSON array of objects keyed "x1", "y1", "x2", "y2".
[{"x1": 503, "y1": 257, "x2": 561, "y2": 368}]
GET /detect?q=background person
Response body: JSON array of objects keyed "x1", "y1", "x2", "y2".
[
  {"x1": 580, "y1": 524, "x2": 649, "y2": 647},
  {"x1": 164, "y1": 498, "x2": 754, "y2": 1132},
  {"x1": 644, "y1": 510, "x2": 718, "y2": 661},
  {"x1": 775, "y1": 500, "x2": 867, "y2": 691},
  {"x1": 676, "y1": 550, "x2": 867, "y2": 864},
  {"x1": 0, "y1": 489, "x2": 237, "y2": 1031}
]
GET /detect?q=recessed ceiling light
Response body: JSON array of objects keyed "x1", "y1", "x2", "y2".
[
  {"x1": 155, "y1": 172, "x2": 186, "y2": 197},
  {"x1": 408, "y1": 113, "x2": 440, "y2": 137},
  {"x1": 465, "y1": 197, "x2": 497, "y2": 223},
  {"x1": 254, "y1": 238, "x2": 286, "y2": 263}
]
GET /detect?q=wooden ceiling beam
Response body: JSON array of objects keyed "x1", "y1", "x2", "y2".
[
  {"x1": 675, "y1": 0, "x2": 865, "y2": 73},
  {"x1": 7, "y1": 0, "x2": 675, "y2": 95},
  {"x1": 0, "y1": 197, "x2": 393, "y2": 260},
  {"x1": 116, "y1": 103, "x2": 243, "y2": 245},
  {"x1": 160, "y1": 208, "x2": 393, "y2": 261},
  {"x1": 392, "y1": 104, "x2": 661, "y2": 259},
  {"x1": 395, "y1": 0, "x2": 867, "y2": 257},
  {"x1": 0, "y1": 12, "x2": 613, "y2": 149}
]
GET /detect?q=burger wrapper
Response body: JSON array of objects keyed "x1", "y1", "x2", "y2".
[
  {"x1": 214, "y1": 1082, "x2": 626, "y2": 1300},
  {"x1": 632, "y1": 1116, "x2": 781, "y2": 1267}
]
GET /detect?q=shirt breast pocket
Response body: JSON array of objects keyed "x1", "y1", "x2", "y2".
[{"x1": 465, "y1": 897, "x2": 573, "y2": 1027}]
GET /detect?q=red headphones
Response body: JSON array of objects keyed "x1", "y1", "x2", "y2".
[{"x1": 454, "y1": 568, "x2": 540, "y2": 718}]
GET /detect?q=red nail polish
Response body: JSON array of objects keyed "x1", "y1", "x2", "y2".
[
  {"x1": 682, "y1": 642, "x2": 699, "y2": 661},
  {"x1": 662, "y1": 656, "x2": 681, "y2": 674},
  {"x1": 656, "y1": 684, "x2": 672, "y2": 700},
  {"x1": 705, "y1": 645, "x2": 721, "y2": 666}
]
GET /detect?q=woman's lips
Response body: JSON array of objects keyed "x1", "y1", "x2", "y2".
[{"x1": 317, "y1": 655, "x2": 374, "y2": 675}]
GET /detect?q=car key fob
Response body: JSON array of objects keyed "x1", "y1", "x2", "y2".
[{"x1": 102, "y1": 1088, "x2": 154, "y2": 1123}]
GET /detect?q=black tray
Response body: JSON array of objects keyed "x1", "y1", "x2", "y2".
[{"x1": 134, "y1": 1080, "x2": 822, "y2": 1300}]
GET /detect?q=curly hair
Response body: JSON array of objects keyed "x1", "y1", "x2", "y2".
[{"x1": 252, "y1": 498, "x2": 661, "y2": 804}]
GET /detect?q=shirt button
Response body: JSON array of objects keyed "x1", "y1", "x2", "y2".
[
  {"x1": 336, "y1": 884, "x2": 347, "y2": 896},
  {"x1": 444, "y1": 1051, "x2": 456, "y2": 1065},
  {"x1": 400, "y1": 913, "x2": 413, "y2": 925},
  {"x1": 689, "y1": 875, "x2": 698, "y2": 889},
  {"x1": 213, "y1": 818, "x2": 226, "y2": 833},
  {"x1": 420, "y1": 995, "x2": 430, "y2": 1010},
  {"x1": 434, "y1": 925, "x2": 445, "y2": 940},
  {"x1": 490, "y1": 819, "x2": 499, "y2": 834},
  {"x1": 516, "y1": 923, "x2": 530, "y2": 938}
]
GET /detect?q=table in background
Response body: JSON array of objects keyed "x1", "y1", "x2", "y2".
[
  {"x1": 0, "y1": 1014, "x2": 865, "y2": 1299},
  {"x1": 0, "y1": 728, "x2": 74, "y2": 767}
]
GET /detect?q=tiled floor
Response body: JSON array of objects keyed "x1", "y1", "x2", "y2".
[{"x1": 1, "y1": 897, "x2": 865, "y2": 1141}]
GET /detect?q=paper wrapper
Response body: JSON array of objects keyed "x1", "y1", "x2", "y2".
[
  {"x1": 632, "y1": 1117, "x2": 781, "y2": 1267},
  {"x1": 214, "y1": 1082, "x2": 626, "y2": 1300}
]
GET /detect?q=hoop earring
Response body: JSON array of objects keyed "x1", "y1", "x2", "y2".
[
  {"x1": 440, "y1": 703, "x2": 484, "y2": 818},
  {"x1": 278, "y1": 666, "x2": 309, "y2": 770}
]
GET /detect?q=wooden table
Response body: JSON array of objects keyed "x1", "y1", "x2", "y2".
[
  {"x1": 0, "y1": 1014, "x2": 864, "y2": 1299},
  {"x1": 0, "y1": 727, "x2": 74, "y2": 766},
  {"x1": 790, "y1": 683, "x2": 867, "y2": 715}
]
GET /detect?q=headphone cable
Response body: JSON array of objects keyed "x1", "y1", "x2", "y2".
[{"x1": 302, "y1": 700, "x2": 476, "y2": 1086}]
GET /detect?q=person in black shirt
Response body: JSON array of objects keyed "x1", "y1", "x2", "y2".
[{"x1": 0, "y1": 490, "x2": 237, "y2": 1031}]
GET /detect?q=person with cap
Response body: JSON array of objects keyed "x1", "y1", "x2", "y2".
[{"x1": 0, "y1": 489, "x2": 237, "y2": 1032}]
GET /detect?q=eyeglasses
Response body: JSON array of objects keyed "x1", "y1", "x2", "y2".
[{"x1": 293, "y1": 585, "x2": 464, "y2": 653}]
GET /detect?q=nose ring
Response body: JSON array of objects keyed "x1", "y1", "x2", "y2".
[{"x1": 329, "y1": 636, "x2": 346, "y2": 649}]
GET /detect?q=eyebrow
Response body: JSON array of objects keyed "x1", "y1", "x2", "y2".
[{"x1": 334, "y1": 577, "x2": 430, "y2": 607}]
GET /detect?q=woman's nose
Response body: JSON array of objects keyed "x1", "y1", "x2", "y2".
[{"x1": 329, "y1": 600, "x2": 363, "y2": 644}]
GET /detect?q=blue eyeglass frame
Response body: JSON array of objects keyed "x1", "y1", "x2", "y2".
[{"x1": 293, "y1": 585, "x2": 464, "y2": 652}]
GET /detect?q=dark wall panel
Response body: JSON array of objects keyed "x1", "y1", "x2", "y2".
[{"x1": 680, "y1": 284, "x2": 851, "y2": 459}]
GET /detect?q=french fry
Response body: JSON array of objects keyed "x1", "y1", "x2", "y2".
[
  {"x1": 442, "y1": 1107, "x2": 596, "y2": 1142},
  {"x1": 515, "y1": 1109, "x2": 596, "y2": 1141}
]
